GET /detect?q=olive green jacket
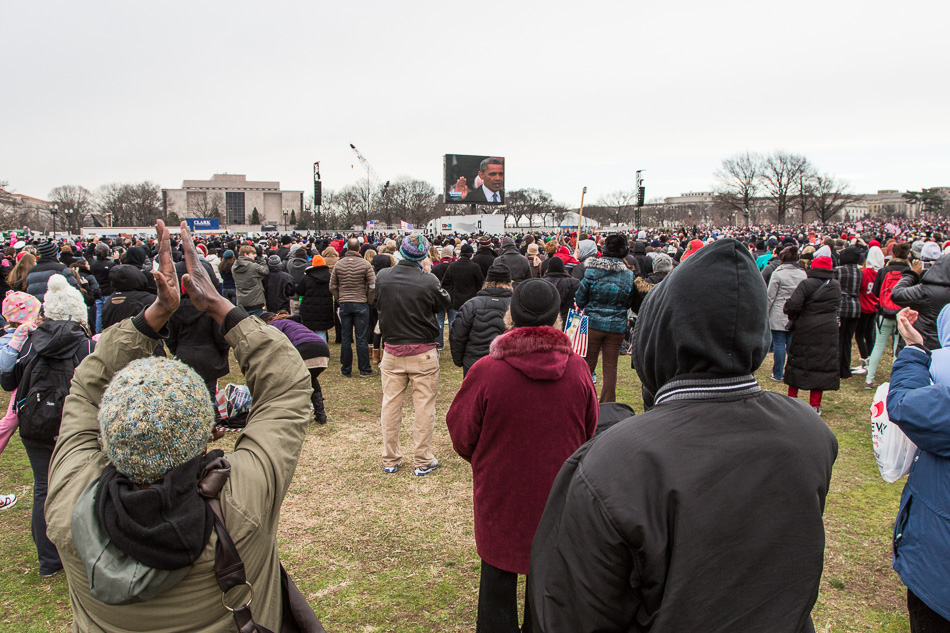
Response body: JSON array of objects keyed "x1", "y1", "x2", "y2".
[{"x1": 46, "y1": 313, "x2": 312, "y2": 632}]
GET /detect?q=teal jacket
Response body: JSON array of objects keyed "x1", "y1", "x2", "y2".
[{"x1": 574, "y1": 257, "x2": 634, "y2": 334}]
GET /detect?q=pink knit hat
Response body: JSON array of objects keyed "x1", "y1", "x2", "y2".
[{"x1": 2, "y1": 291, "x2": 41, "y2": 325}]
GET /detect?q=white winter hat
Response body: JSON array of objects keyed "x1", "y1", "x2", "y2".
[{"x1": 44, "y1": 274, "x2": 88, "y2": 325}]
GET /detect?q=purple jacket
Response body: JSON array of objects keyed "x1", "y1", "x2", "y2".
[{"x1": 269, "y1": 319, "x2": 324, "y2": 348}]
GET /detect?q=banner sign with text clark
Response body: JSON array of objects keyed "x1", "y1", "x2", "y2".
[{"x1": 185, "y1": 218, "x2": 220, "y2": 231}]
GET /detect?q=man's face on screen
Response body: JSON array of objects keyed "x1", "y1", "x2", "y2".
[{"x1": 480, "y1": 164, "x2": 504, "y2": 192}]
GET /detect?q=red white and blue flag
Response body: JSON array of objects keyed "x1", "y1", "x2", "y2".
[{"x1": 572, "y1": 314, "x2": 588, "y2": 356}]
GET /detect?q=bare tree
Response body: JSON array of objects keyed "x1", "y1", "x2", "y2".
[
  {"x1": 713, "y1": 152, "x2": 761, "y2": 225},
  {"x1": 190, "y1": 191, "x2": 224, "y2": 221},
  {"x1": 812, "y1": 174, "x2": 854, "y2": 223},
  {"x1": 760, "y1": 151, "x2": 810, "y2": 224},
  {"x1": 388, "y1": 178, "x2": 438, "y2": 228},
  {"x1": 793, "y1": 167, "x2": 818, "y2": 223},
  {"x1": 597, "y1": 190, "x2": 636, "y2": 226},
  {"x1": 48, "y1": 185, "x2": 94, "y2": 233}
]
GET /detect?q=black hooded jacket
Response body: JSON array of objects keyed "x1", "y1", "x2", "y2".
[
  {"x1": 891, "y1": 255, "x2": 950, "y2": 351},
  {"x1": 101, "y1": 265, "x2": 156, "y2": 331},
  {"x1": 167, "y1": 296, "x2": 229, "y2": 383},
  {"x1": 1, "y1": 319, "x2": 95, "y2": 393},
  {"x1": 529, "y1": 239, "x2": 838, "y2": 633}
]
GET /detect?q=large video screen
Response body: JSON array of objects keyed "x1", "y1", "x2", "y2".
[{"x1": 444, "y1": 154, "x2": 505, "y2": 205}]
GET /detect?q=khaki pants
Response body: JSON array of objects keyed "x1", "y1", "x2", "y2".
[
  {"x1": 289, "y1": 298, "x2": 300, "y2": 317},
  {"x1": 380, "y1": 349, "x2": 440, "y2": 468}
]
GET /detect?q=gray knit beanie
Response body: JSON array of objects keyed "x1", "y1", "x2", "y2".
[{"x1": 99, "y1": 358, "x2": 214, "y2": 484}]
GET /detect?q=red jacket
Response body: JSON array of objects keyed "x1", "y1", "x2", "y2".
[
  {"x1": 859, "y1": 267, "x2": 879, "y2": 314},
  {"x1": 445, "y1": 326, "x2": 598, "y2": 573}
]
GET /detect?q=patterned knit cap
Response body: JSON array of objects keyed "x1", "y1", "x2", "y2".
[
  {"x1": 99, "y1": 357, "x2": 214, "y2": 484},
  {"x1": 399, "y1": 234, "x2": 430, "y2": 262},
  {"x1": 2, "y1": 291, "x2": 41, "y2": 325}
]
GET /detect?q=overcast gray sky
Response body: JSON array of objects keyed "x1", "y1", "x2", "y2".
[{"x1": 3, "y1": 0, "x2": 948, "y2": 206}]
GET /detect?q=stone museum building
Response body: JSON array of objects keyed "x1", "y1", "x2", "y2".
[{"x1": 162, "y1": 173, "x2": 304, "y2": 229}]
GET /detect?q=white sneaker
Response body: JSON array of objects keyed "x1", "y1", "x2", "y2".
[
  {"x1": 851, "y1": 367, "x2": 867, "y2": 376},
  {"x1": 0, "y1": 494, "x2": 16, "y2": 511}
]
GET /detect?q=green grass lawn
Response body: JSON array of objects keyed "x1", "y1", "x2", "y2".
[{"x1": 0, "y1": 338, "x2": 912, "y2": 632}]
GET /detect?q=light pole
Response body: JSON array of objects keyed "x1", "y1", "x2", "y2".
[
  {"x1": 313, "y1": 161, "x2": 322, "y2": 233},
  {"x1": 282, "y1": 209, "x2": 289, "y2": 232},
  {"x1": 64, "y1": 208, "x2": 74, "y2": 235},
  {"x1": 51, "y1": 204, "x2": 59, "y2": 234}
]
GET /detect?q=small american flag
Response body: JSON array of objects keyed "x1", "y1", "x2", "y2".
[{"x1": 571, "y1": 314, "x2": 588, "y2": 357}]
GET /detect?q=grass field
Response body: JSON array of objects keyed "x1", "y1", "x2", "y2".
[{"x1": 0, "y1": 337, "x2": 911, "y2": 632}]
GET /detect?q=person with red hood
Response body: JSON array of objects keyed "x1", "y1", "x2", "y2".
[
  {"x1": 681, "y1": 238, "x2": 705, "y2": 262},
  {"x1": 782, "y1": 246, "x2": 842, "y2": 413},
  {"x1": 446, "y1": 278, "x2": 598, "y2": 633}
]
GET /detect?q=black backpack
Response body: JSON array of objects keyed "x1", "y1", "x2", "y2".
[{"x1": 16, "y1": 353, "x2": 78, "y2": 442}]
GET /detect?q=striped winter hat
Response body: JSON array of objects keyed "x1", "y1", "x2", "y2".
[
  {"x1": 99, "y1": 357, "x2": 214, "y2": 484},
  {"x1": 399, "y1": 234, "x2": 430, "y2": 262}
]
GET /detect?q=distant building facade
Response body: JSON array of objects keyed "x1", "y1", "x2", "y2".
[{"x1": 162, "y1": 174, "x2": 303, "y2": 229}]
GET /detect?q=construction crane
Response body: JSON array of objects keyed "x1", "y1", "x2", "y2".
[{"x1": 349, "y1": 143, "x2": 390, "y2": 225}]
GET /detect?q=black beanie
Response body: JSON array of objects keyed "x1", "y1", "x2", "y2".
[
  {"x1": 460, "y1": 243, "x2": 474, "y2": 256},
  {"x1": 510, "y1": 279, "x2": 560, "y2": 327},
  {"x1": 604, "y1": 234, "x2": 628, "y2": 259},
  {"x1": 38, "y1": 240, "x2": 59, "y2": 260},
  {"x1": 487, "y1": 262, "x2": 512, "y2": 283},
  {"x1": 547, "y1": 256, "x2": 565, "y2": 274}
]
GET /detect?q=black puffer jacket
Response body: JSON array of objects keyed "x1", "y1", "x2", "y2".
[
  {"x1": 24, "y1": 259, "x2": 79, "y2": 303},
  {"x1": 296, "y1": 265, "x2": 334, "y2": 331},
  {"x1": 542, "y1": 272, "x2": 581, "y2": 325},
  {"x1": 529, "y1": 239, "x2": 837, "y2": 632},
  {"x1": 167, "y1": 296, "x2": 229, "y2": 383},
  {"x1": 442, "y1": 257, "x2": 485, "y2": 310},
  {"x1": 784, "y1": 267, "x2": 841, "y2": 391},
  {"x1": 891, "y1": 256, "x2": 950, "y2": 351},
  {"x1": 450, "y1": 287, "x2": 512, "y2": 371}
]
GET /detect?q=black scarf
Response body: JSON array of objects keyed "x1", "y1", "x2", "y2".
[{"x1": 94, "y1": 450, "x2": 223, "y2": 570}]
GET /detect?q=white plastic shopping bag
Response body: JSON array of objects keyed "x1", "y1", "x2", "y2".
[{"x1": 870, "y1": 382, "x2": 918, "y2": 483}]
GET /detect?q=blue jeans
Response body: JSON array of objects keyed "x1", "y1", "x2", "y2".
[
  {"x1": 771, "y1": 330, "x2": 793, "y2": 380},
  {"x1": 95, "y1": 297, "x2": 106, "y2": 334},
  {"x1": 339, "y1": 302, "x2": 370, "y2": 375},
  {"x1": 436, "y1": 308, "x2": 457, "y2": 349}
]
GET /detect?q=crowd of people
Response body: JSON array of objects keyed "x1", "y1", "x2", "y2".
[{"x1": 0, "y1": 215, "x2": 948, "y2": 631}]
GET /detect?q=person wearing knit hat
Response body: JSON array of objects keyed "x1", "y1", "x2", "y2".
[
  {"x1": 99, "y1": 357, "x2": 213, "y2": 483},
  {"x1": 446, "y1": 275, "x2": 596, "y2": 631},
  {"x1": 45, "y1": 219, "x2": 314, "y2": 625},
  {"x1": 450, "y1": 263, "x2": 513, "y2": 374},
  {"x1": 783, "y1": 246, "x2": 841, "y2": 414},
  {"x1": 297, "y1": 254, "x2": 334, "y2": 342},
  {"x1": 3, "y1": 271, "x2": 96, "y2": 577},
  {"x1": 375, "y1": 235, "x2": 452, "y2": 475},
  {"x1": 43, "y1": 274, "x2": 89, "y2": 326},
  {"x1": 473, "y1": 236, "x2": 497, "y2": 277},
  {"x1": 399, "y1": 234, "x2": 430, "y2": 262},
  {"x1": 23, "y1": 241, "x2": 81, "y2": 304}
]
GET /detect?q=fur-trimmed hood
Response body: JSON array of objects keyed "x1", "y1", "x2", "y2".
[
  {"x1": 584, "y1": 256, "x2": 629, "y2": 273},
  {"x1": 489, "y1": 325, "x2": 573, "y2": 381}
]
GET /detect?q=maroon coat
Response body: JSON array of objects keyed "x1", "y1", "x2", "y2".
[{"x1": 446, "y1": 325, "x2": 598, "y2": 574}]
